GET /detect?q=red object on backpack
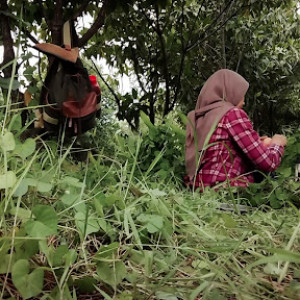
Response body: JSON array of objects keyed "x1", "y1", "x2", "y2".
[{"x1": 89, "y1": 75, "x2": 101, "y2": 95}]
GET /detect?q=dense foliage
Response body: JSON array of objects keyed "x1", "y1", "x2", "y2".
[
  {"x1": 1, "y1": 0, "x2": 300, "y2": 299},
  {"x1": 1, "y1": 0, "x2": 300, "y2": 132},
  {"x1": 90, "y1": 0, "x2": 300, "y2": 132},
  {"x1": 0, "y1": 110, "x2": 300, "y2": 299}
]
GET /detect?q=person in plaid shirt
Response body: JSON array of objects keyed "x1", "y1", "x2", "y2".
[{"x1": 185, "y1": 69, "x2": 287, "y2": 190}]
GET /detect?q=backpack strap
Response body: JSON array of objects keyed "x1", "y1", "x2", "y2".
[
  {"x1": 43, "y1": 111, "x2": 59, "y2": 125},
  {"x1": 63, "y1": 21, "x2": 72, "y2": 48}
]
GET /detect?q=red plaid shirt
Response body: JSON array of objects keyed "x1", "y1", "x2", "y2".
[{"x1": 187, "y1": 107, "x2": 284, "y2": 189}]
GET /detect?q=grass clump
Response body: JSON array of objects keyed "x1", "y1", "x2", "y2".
[{"x1": 0, "y1": 109, "x2": 300, "y2": 299}]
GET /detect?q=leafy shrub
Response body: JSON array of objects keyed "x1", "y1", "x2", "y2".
[
  {"x1": 241, "y1": 129, "x2": 300, "y2": 208},
  {"x1": 115, "y1": 111, "x2": 186, "y2": 184},
  {"x1": 138, "y1": 112, "x2": 185, "y2": 178},
  {"x1": 2, "y1": 109, "x2": 300, "y2": 299}
]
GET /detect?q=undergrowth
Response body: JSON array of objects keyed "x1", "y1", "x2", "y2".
[{"x1": 0, "y1": 107, "x2": 300, "y2": 300}]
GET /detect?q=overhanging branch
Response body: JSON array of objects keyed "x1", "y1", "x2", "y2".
[{"x1": 78, "y1": 0, "x2": 110, "y2": 47}]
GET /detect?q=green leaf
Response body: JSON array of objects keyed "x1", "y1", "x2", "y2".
[
  {"x1": 13, "y1": 179, "x2": 29, "y2": 197},
  {"x1": 155, "y1": 291, "x2": 178, "y2": 300},
  {"x1": 8, "y1": 114, "x2": 22, "y2": 132},
  {"x1": 25, "y1": 205, "x2": 58, "y2": 237},
  {"x1": 75, "y1": 277, "x2": 97, "y2": 293},
  {"x1": 15, "y1": 138, "x2": 36, "y2": 159},
  {"x1": 61, "y1": 193, "x2": 79, "y2": 207},
  {"x1": 94, "y1": 242, "x2": 119, "y2": 260},
  {"x1": 205, "y1": 289, "x2": 226, "y2": 300},
  {"x1": 221, "y1": 213, "x2": 237, "y2": 228},
  {"x1": 263, "y1": 263, "x2": 281, "y2": 275},
  {"x1": 277, "y1": 167, "x2": 292, "y2": 178},
  {"x1": 0, "y1": 254, "x2": 12, "y2": 273},
  {"x1": 269, "y1": 194, "x2": 282, "y2": 209},
  {"x1": 15, "y1": 239, "x2": 39, "y2": 261},
  {"x1": 36, "y1": 181, "x2": 52, "y2": 193},
  {"x1": 62, "y1": 176, "x2": 85, "y2": 188},
  {"x1": 0, "y1": 132, "x2": 15, "y2": 152},
  {"x1": 247, "y1": 249, "x2": 300, "y2": 270},
  {"x1": 293, "y1": 270, "x2": 300, "y2": 279},
  {"x1": 98, "y1": 193, "x2": 119, "y2": 207},
  {"x1": 140, "y1": 111, "x2": 155, "y2": 129},
  {"x1": 20, "y1": 178, "x2": 52, "y2": 193},
  {"x1": 0, "y1": 77, "x2": 20, "y2": 90},
  {"x1": 52, "y1": 245, "x2": 69, "y2": 267},
  {"x1": 0, "y1": 171, "x2": 17, "y2": 189},
  {"x1": 12, "y1": 259, "x2": 44, "y2": 299},
  {"x1": 64, "y1": 249, "x2": 77, "y2": 265},
  {"x1": 275, "y1": 189, "x2": 288, "y2": 201},
  {"x1": 150, "y1": 188, "x2": 167, "y2": 197},
  {"x1": 96, "y1": 261, "x2": 126, "y2": 289},
  {"x1": 132, "y1": 88, "x2": 138, "y2": 99},
  {"x1": 10, "y1": 207, "x2": 31, "y2": 221},
  {"x1": 75, "y1": 212, "x2": 100, "y2": 236},
  {"x1": 119, "y1": 292, "x2": 133, "y2": 300},
  {"x1": 137, "y1": 214, "x2": 164, "y2": 233}
]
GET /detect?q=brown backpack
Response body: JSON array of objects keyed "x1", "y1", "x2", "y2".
[{"x1": 34, "y1": 43, "x2": 101, "y2": 136}]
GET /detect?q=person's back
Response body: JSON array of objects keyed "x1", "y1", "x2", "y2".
[
  {"x1": 192, "y1": 107, "x2": 284, "y2": 189},
  {"x1": 185, "y1": 69, "x2": 287, "y2": 190}
]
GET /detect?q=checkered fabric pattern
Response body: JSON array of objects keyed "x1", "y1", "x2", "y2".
[{"x1": 186, "y1": 107, "x2": 284, "y2": 190}]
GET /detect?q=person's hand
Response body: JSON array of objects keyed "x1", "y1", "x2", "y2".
[
  {"x1": 260, "y1": 136, "x2": 272, "y2": 147},
  {"x1": 271, "y1": 134, "x2": 287, "y2": 147}
]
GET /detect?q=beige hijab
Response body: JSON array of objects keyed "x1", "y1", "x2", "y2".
[{"x1": 185, "y1": 69, "x2": 249, "y2": 180}]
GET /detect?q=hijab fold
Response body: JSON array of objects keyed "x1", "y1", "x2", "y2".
[{"x1": 185, "y1": 69, "x2": 249, "y2": 180}]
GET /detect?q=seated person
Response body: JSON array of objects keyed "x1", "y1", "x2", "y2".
[{"x1": 185, "y1": 69, "x2": 287, "y2": 190}]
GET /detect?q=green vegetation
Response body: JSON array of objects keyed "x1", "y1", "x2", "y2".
[
  {"x1": 1, "y1": 0, "x2": 300, "y2": 299},
  {"x1": 1, "y1": 0, "x2": 300, "y2": 132},
  {"x1": 0, "y1": 108, "x2": 300, "y2": 299}
]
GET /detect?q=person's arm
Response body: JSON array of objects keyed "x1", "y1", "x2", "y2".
[{"x1": 225, "y1": 108, "x2": 285, "y2": 172}]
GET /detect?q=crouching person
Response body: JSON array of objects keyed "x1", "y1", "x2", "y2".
[{"x1": 185, "y1": 69, "x2": 287, "y2": 191}]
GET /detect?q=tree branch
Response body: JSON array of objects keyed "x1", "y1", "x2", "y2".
[
  {"x1": 162, "y1": 0, "x2": 175, "y2": 32},
  {"x1": 128, "y1": 42, "x2": 148, "y2": 95},
  {"x1": 169, "y1": 0, "x2": 187, "y2": 112},
  {"x1": 169, "y1": 0, "x2": 209, "y2": 112},
  {"x1": 189, "y1": 0, "x2": 207, "y2": 33},
  {"x1": 94, "y1": 65, "x2": 137, "y2": 129},
  {"x1": 138, "y1": 3, "x2": 171, "y2": 117},
  {"x1": 139, "y1": 6, "x2": 156, "y2": 32},
  {"x1": 78, "y1": 0, "x2": 110, "y2": 47},
  {"x1": 23, "y1": 28, "x2": 39, "y2": 44},
  {"x1": 92, "y1": 60, "x2": 121, "y2": 111},
  {"x1": 153, "y1": 4, "x2": 170, "y2": 117},
  {"x1": 72, "y1": 0, "x2": 90, "y2": 20},
  {"x1": 221, "y1": 3, "x2": 227, "y2": 68}
]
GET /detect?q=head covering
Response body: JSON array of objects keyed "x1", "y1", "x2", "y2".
[{"x1": 185, "y1": 69, "x2": 249, "y2": 180}]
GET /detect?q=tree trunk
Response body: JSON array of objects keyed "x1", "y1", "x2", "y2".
[
  {"x1": 0, "y1": 0, "x2": 19, "y2": 106},
  {"x1": 0, "y1": 0, "x2": 15, "y2": 78},
  {"x1": 50, "y1": 0, "x2": 64, "y2": 45}
]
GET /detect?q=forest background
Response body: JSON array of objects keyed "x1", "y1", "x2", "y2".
[{"x1": 1, "y1": 0, "x2": 300, "y2": 299}]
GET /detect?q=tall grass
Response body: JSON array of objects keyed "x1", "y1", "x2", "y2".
[{"x1": 1, "y1": 63, "x2": 300, "y2": 300}]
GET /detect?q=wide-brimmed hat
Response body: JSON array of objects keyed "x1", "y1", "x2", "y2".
[{"x1": 34, "y1": 43, "x2": 79, "y2": 63}]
